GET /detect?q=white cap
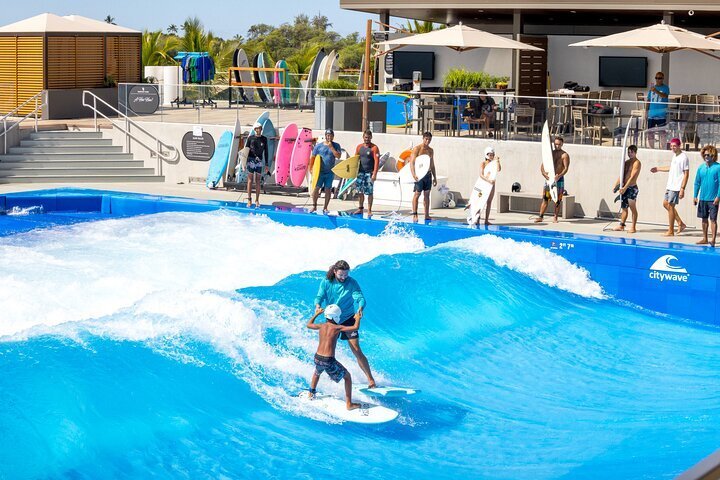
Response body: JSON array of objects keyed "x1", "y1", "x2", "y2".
[
  {"x1": 324, "y1": 304, "x2": 342, "y2": 322},
  {"x1": 253, "y1": 122, "x2": 262, "y2": 129},
  {"x1": 484, "y1": 146, "x2": 495, "y2": 157}
]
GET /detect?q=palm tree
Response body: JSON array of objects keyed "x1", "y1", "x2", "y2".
[
  {"x1": 142, "y1": 30, "x2": 179, "y2": 67},
  {"x1": 104, "y1": 15, "x2": 116, "y2": 25},
  {"x1": 287, "y1": 45, "x2": 325, "y2": 88},
  {"x1": 403, "y1": 20, "x2": 444, "y2": 33},
  {"x1": 180, "y1": 17, "x2": 217, "y2": 53},
  {"x1": 167, "y1": 24, "x2": 178, "y2": 36}
]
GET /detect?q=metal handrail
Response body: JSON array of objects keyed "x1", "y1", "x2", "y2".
[
  {"x1": 0, "y1": 91, "x2": 46, "y2": 154},
  {"x1": 82, "y1": 90, "x2": 178, "y2": 175}
]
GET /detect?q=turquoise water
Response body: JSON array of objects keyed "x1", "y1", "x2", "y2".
[{"x1": 1, "y1": 210, "x2": 719, "y2": 479}]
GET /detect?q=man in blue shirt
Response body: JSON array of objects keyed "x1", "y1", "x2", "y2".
[
  {"x1": 647, "y1": 71, "x2": 669, "y2": 149},
  {"x1": 314, "y1": 260, "x2": 376, "y2": 388},
  {"x1": 310, "y1": 129, "x2": 341, "y2": 214},
  {"x1": 693, "y1": 145, "x2": 720, "y2": 247}
]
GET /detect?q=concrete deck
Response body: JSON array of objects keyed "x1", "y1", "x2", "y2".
[{"x1": 0, "y1": 181, "x2": 705, "y2": 247}]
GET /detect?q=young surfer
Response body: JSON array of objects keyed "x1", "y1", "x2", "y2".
[
  {"x1": 246, "y1": 123, "x2": 270, "y2": 208},
  {"x1": 307, "y1": 304, "x2": 361, "y2": 410},
  {"x1": 535, "y1": 135, "x2": 570, "y2": 223},
  {"x1": 409, "y1": 131, "x2": 437, "y2": 222}
]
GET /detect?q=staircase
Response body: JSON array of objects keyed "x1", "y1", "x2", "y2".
[{"x1": 0, "y1": 130, "x2": 165, "y2": 183}]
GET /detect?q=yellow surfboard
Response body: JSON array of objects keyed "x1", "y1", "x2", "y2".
[
  {"x1": 309, "y1": 154, "x2": 322, "y2": 191},
  {"x1": 331, "y1": 155, "x2": 360, "y2": 179}
]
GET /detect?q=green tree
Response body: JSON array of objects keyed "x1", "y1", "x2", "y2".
[
  {"x1": 402, "y1": 20, "x2": 444, "y2": 33},
  {"x1": 247, "y1": 23, "x2": 273, "y2": 40},
  {"x1": 142, "y1": 30, "x2": 179, "y2": 67},
  {"x1": 167, "y1": 24, "x2": 178, "y2": 35},
  {"x1": 180, "y1": 17, "x2": 217, "y2": 53},
  {"x1": 311, "y1": 14, "x2": 332, "y2": 31}
]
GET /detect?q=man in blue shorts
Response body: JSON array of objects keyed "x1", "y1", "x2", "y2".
[
  {"x1": 410, "y1": 131, "x2": 437, "y2": 222},
  {"x1": 353, "y1": 129, "x2": 380, "y2": 217},
  {"x1": 311, "y1": 129, "x2": 341, "y2": 213},
  {"x1": 693, "y1": 145, "x2": 720, "y2": 247}
]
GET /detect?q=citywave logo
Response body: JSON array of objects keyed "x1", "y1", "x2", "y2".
[{"x1": 648, "y1": 255, "x2": 690, "y2": 283}]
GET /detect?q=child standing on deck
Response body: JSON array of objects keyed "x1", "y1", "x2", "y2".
[{"x1": 307, "y1": 304, "x2": 361, "y2": 410}]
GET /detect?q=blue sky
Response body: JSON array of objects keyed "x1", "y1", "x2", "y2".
[{"x1": 0, "y1": 0, "x2": 379, "y2": 38}]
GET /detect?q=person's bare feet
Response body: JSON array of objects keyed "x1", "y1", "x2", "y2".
[
  {"x1": 484, "y1": 221, "x2": 491, "y2": 226},
  {"x1": 533, "y1": 217, "x2": 543, "y2": 224},
  {"x1": 412, "y1": 213, "x2": 418, "y2": 223},
  {"x1": 368, "y1": 382, "x2": 376, "y2": 389},
  {"x1": 425, "y1": 216, "x2": 432, "y2": 222},
  {"x1": 628, "y1": 227, "x2": 636, "y2": 233},
  {"x1": 613, "y1": 225, "x2": 625, "y2": 231},
  {"x1": 678, "y1": 223, "x2": 687, "y2": 234},
  {"x1": 697, "y1": 239, "x2": 709, "y2": 245},
  {"x1": 246, "y1": 202, "x2": 252, "y2": 208},
  {"x1": 662, "y1": 231, "x2": 675, "y2": 237},
  {"x1": 352, "y1": 208, "x2": 364, "y2": 215},
  {"x1": 711, "y1": 242, "x2": 716, "y2": 248},
  {"x1": 309, "y1": 207, "x2": 317, "y2": 213},
  {"x1": 553, "y1": 217, "x2": 559, "y2": 223},
  {"x1": 346, "y1": 402, "x2": 361, "y2": 411},
  {"x1": 367, "y1": 210, "x2": 373, "y2": 218},
  {"x1": 254, "y1": 202, "x2": 260, "y2": 208}
]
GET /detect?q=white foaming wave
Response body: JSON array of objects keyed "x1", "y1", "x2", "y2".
[
  {"x1": 442, "y1": 236, "x2": 605, "y2": 299},
  {"x1": 26, "y1": 289, "x2": 386, "y2": 423},
  {"x1": 0, "y1": 210, "x2": 424, "y2": 338}
]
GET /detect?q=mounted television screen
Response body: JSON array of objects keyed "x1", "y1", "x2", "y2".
[
  {"x1": 393, "y1": 51, "x2": 435, "y2": 80},
  {"x1": 599, "y1": 56, "x2": 647, "y2": 88}
]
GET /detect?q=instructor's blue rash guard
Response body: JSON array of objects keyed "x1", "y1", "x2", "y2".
[
  {"x1": 694, "y1": 161, "x2": 720, "y2": 201},
  {"x1": 314, "y1": 277, "x2": 366, "y2": 320}
]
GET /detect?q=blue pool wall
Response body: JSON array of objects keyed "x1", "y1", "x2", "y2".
[{"x1": 2, "y1": 188, "x2": 719, "y2": 326}]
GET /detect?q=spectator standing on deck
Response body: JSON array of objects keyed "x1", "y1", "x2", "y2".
[{"x1": 651, "y1": 138, "x2": 689, "y2": 236}]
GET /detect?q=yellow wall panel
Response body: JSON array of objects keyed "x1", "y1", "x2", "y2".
[{"x1": 47, "y1": 36, "x2": 77, "y2": 89}]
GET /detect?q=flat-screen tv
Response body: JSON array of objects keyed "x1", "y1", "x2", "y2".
[
  {"x1": 599, "y1": 56, "x2": 647, "y2": 88},
  {"x1": 393, "y1": 51, "x2": 435, "y2": 80}
]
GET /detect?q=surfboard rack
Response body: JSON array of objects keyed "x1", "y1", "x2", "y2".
[{"x1": 228, "y1": 67, "x2": 287, "y2": 88}]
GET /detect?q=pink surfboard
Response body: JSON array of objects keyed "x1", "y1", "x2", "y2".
[
  {"x1": 289, "y1": 127, "x2": 313, "y2": 187},
  {"x1": 275, "y1": 123, "x2": 297, "y2": 186}
]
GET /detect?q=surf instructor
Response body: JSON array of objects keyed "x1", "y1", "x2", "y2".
[{"x1": 314, "y1": 260, "x2": 376, "y2": 388}]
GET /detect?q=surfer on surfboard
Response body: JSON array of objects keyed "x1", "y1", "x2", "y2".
[
  {"x1": 535, "y1": 136, "x2": 570, "y2": 224},
  {"x1": 306, "y1": 305, "x2": 361, "y2": 410}
]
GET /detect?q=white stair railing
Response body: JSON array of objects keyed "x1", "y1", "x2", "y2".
[
  {"x1": 82, "y1": 90, "x2": 178, "y2": 176},
  {"x1": 0, "y1": 91, "x2": 46, "y2": 154}
]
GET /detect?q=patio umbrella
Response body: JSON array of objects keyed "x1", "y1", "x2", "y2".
[
  {"x1": 569, "y1": 22, "x2": 720, "y2": 59},
  {"x1": 377, "y1": 23, "x2": 543, "y2": 53}
]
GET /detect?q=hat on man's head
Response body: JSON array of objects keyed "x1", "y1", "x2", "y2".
[
  {"x1": 324, "y1": 304, "x2": 342, "y2": 322},
  {"x1": 484, "y1": 146, "x2": 495, "y2": 157},
  {"x1": 325, "y1": 129, "x2": 335, "y2": 136},
  {"x1": 253, "y1": 122, "x2": 262, "y2": 129}
]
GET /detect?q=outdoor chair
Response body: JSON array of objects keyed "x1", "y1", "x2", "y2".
[
  {"x1": 428, "y1": 103, "x2": 454, "y2": 136},
  {"x1": 635, "y1": 92, "x2": 647, "y2": 110},
  {"x1": 629, "y1": 109, "x2": 647, "y2": 147},
  {"x1": 403, "y1": 97, "x2": 422, "y2": 135},
  {"x1": 571, "y1": 108, "x2": 600, "y2": 145},
  {"x1": 512, "y1": 105, "x2": 535, "y2": 138},
  {"x1": 611, "y1": 90, "x2": 622, "y2": 110}
]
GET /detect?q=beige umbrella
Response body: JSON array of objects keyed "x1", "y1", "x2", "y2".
[
  {"x1": 569, "y1": 22, "x2": 720, "y2": 59},
  {"x1": 377, "y1": 23, "x2": 543, "y2": 53}
]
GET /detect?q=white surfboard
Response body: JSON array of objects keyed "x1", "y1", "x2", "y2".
[
  {"x1": 398, "y1": 154, "x2": 431, "y2": 184},
  {"x1": 619, "y1": 117, "x2": 633, "y2": 191},
  {"x1": 541, "y1": 121, "x2": 558, "y2": 203},
  {"x1": 355, "y1": 386, "x2": 420, "y2": 397},
  {"x1": 467, "y1": 160, "x2": 499, "y2": 225},
  {"x1": 297, "y1": 391, "x2": 399, "y2": 424}
]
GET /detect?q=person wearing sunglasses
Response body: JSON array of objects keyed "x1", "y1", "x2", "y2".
[
  {"x1": 646, "y1": 72, "x2": 669, "y2": 149},
  {"x1": 314, "y1": 260, "x2": 376, "y2": 388},
  {"x1": 693, "y1": 145, "x2": 720, "y2": 247}
]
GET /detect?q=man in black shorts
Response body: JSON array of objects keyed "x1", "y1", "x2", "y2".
[{"x1": 410, "y1": 131, "x2": 437, "y2": 222}]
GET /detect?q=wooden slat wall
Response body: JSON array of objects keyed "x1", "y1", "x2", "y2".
[
  {"x1": 76, "y1": 37, "x2": 104, "y2": 88},
  {"x1": 0, "y1": 37, "x2": 17, "y2": 113},
  {"x1": 105, "y1": 36, "x2": 119, "y2": 82},
  {"x1": 16, "y1": 37, "x2": 44, "y2": 114},
  {"x1": 47, "y1": 36, "x2": 77, "y2": 89},
  {"x1": 118, "y1": 36, "x2": 140, "y2": 83},
  {"x1": 518, "y1": 36, "x2": 548, "y2": 99}
]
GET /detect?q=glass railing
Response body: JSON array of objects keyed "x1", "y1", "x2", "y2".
[{"x1": 117, "y1": 83, "x2": 720, "y2": 150}]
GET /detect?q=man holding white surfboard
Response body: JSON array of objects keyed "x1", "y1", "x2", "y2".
[
  {"x1": 535, "y1": 136, "x2": 570, "y2": 224},
  {"x1": 310, "y1": 129, "x2": 342, "y2": 214},
  {"x1": 353, "y1": 129, "x2": 380, "y2": 217},
  {"x1": 410, "y1": 132, "x2": 438, "y2": 223}
]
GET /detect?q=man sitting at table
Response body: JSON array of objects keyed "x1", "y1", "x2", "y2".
[{"x1": 462, "y1": 90, "x2": 496, "y2": 138}]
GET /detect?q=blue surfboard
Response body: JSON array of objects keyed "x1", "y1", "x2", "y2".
[{"x1": 206, "y1": 130, "x2": 234, "y2": 189}]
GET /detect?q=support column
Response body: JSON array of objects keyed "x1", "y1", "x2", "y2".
[
  {"x1": 662, "y1": 11, "x2": 673, "y2": 82},
  {"x1": 512, "y1": 10, "x2": 521, "y2": 91},
  {"x1": 380, "y1": 10, "x2": 389, "y2": 27}
]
